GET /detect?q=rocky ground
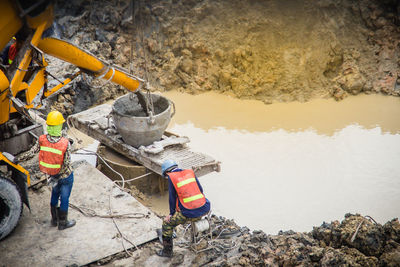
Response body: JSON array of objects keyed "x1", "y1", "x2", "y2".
[
  {"x1": 48, "y1": 0, "x2": 400, "y2": 117},
  {"x1": 92, "y1": 213, "x2": 400, "y2": 266},
  {"x1": 29, "y1": 0, "x2": 400, "y2": 266}
]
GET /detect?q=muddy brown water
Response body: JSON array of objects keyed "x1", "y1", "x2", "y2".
[
  {"x1": 158, "y1": 91, "x2": 400, "y2": 234},
  {"x1": 87, "y1": 92, "x2": 400, "y2": 233}
]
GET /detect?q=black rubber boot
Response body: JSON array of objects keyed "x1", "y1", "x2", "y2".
[
  {"x1": 156, "y1": 228, "x2": 163, "y2": 244},
  {"x1": 50, "y1": 206, "x2": 58, "y2": 227},
  {"x1": 58, "y1": 210, "x2": 76, "y2": 230},
  {"x1": 157, "y1": 236, "x2": 173, "y2": 258}
]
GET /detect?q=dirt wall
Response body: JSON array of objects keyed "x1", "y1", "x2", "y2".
[{"x1": 48, "y1": 0, "x2": 400, "y2": 115}]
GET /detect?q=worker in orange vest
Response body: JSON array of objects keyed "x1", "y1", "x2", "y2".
[
  {"x1": 18, "y1": 111, "x2": 76, "y2": 230},
  {"x1": 0, "y1": 37, "x2": 23, "y2": 65},
  {"x1": 157, "y1": 159, "x2": 211, "y2": 258}
]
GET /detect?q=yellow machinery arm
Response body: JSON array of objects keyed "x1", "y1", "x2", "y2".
[
  {"x1": 0, "y1": 0, "x2": 143, "y2": 125},
  {"x1": 37, "y1": 37, "x2": 142, "y2": 95}
]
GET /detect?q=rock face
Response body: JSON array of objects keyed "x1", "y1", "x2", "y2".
[{"x1": 48, "y1": 0, "x2": 399, "y2": 117}]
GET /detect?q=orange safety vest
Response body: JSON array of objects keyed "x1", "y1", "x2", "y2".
[
  {"x1": 169, "y1": 169, "x2": 206, "y2": 211},
  {"x1": 38, "y1": 135, "x2": 69, "y2": 175},
  {"x1": 8, "y1": 43, "x2": 17, "y2": 65}
]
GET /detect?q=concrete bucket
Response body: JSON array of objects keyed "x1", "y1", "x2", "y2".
[{"x1": 112, "y1": 93, "x2": 175, "y2": 147}]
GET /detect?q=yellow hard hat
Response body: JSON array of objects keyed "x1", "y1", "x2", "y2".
[{"x1": 46, "y1": 110, "x2": 65, "y2": 125}]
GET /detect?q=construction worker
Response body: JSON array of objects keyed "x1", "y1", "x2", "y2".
[
  {"x1": 0, "y1": 37, "x2": 23, "y2": 65},
  {"x1": 18, "y1": 110, "x2": 76, "y2": 230},
  {"x1": 157, "y1": 159, "x2": 211, "y2": 258}
]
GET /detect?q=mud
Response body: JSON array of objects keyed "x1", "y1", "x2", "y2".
[
  {"x1": 48, "y1": 0, "x2": 400, "y2": 117},
  {"x1": 132, "y1": 0, "x2": 399, "y2": 103},
  {"x1": 96, "y1": 214, "x2": 400, "y2": 267}
]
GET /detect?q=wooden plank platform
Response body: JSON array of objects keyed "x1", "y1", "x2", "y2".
[
  {"x1": 68, "y1": 103, "x2": 221, "y2": 177},
  {"x1": 0, "y1": 161, "x2": 161, "y2": 267}
]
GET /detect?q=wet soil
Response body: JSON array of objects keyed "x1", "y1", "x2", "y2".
[
  {"x1": 49, "y1": 0, "x2": 400, "y2": 116},
  {"x1": 98, "y1": 213, "x2": 400, "y2": 267}
]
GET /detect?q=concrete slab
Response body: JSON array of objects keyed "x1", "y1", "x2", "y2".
[{"x1": 0, "y1": 161, "x2": 161, "y2": 267}]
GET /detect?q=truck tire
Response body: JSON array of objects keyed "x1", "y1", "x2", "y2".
[{"x1": 0, "y1": 176, "x2": 22, "y2": 241}]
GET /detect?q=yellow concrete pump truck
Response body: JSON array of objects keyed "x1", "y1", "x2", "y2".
[{"x1": 0, "y1": 0, "x2": 144, "y2": 240}]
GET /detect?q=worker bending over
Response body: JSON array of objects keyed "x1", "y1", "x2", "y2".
[
  {"x1": 18, "y1": 111, "x2": 76, "y2": 230},
  {"x1": 158, "y1": 159, "x2": 211, "y2": 258}
]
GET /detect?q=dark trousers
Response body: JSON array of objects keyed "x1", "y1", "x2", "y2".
[
  {"x1": 162, "y1": 212, "x2": 200, "y2": 238},
  {"x1": 50, "y1": 172, "x2": 74, "y2": 212}
]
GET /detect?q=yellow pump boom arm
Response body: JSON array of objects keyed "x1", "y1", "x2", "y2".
[
  {"x1": 0, "y1": 0, "x2": 143, "y2": 125},
  {"x1": 37, "y1": 37, "x2": 142, "y2": 95}
]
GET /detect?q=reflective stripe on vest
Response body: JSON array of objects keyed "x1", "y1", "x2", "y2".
[
  {"x1": 177, "y1": 177, "x2": 196, "y2": 188},
  {"x1": 38, "y1": 135, "x2": 68, "y2": 175},
  {"x1": 169, "y1": 169, "x2": 206, "y2": 210},
  {"x1": 183, "y1": 193, "x2": 204, "y2": 203},
  {"x1": 40, "y1": 161, "x2": 61, "y2": 169},
  {"x1": 40, "y1": 146, "x2": 63, "y2": 155}
]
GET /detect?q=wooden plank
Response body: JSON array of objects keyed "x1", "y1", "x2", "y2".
[{"x1": 0, "y1": 161, "x2": 161, "y2": 267}]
